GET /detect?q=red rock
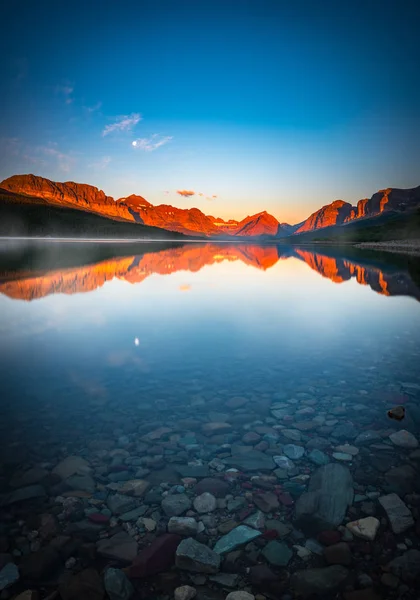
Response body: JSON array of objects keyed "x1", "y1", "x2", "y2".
[
  {"x1": 278, "y1": 492, "x2": 294, "y2": 507},
  {"x1": 318, "y1": 530, "x2": 342, "y2": 546},
  {"x1": 263, "y1": 529, "x2": 279, "y2": 540},
  {"x1": 241, "y1": 482, "x2": 253, "y2": 490},
  {"x1": 88, "y1": 513, "x2": 110, "y2": 524},
  {"x1": 129, "y1": 534, "x2": 181, "y2": 578}
]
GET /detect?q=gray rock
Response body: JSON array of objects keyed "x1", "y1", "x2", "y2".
[
  {"x1": 308, "y1": 449, "x2": 330, "y2": 466},
  {"x1": 332, "y1": 423, "x2": 358, "y2": 440},
  {"x1": 262, "y1": 541, "x2": 292, "y2": 566},
  {"x1": 168, "y1": 517, "x2": 198, "y2": 536},
  {"x1": 273, "y1": 456, "x2": 295, "y2": 470},
  {"x1": 119, "y1": 506, "x2": 148, "y2": 521},
  {"x1": 52, "y1": 455, "x2": 90, "y2": 480},
  {"x1": 174, "y1": 585, "x2": 197, "y2": 600},
  {"x1": 96, "y1": 532, "x2": 137, "y2": 562},
  {"x1": 213, "y1": 525, "x2": 262, "y2": 554},
  {"x1": 175, "y1": 465, "x2": 210, "y2": 478},
  {"x1": 281, "y1": 429, "x2": 302, "y2": 442},
  {"x1": 222, "y1": 452, "x2": 275, "y2": 472},
  {"x1": 379, "y1": 493, "x2": 414, "y2": 534},
  {"x1": 283, "y1": 444, "x2": 305, "y2": 460},
  {"x1": 162, "y1": 494, "x2": 192, "y2": 517},
  {"x1": 384, "y1": 465, "x2": 416, "y2": 496},
  {"x1": 107, "y1": 494, "x2": 138, "y2": 515},
  {"x1": 10, "y1": 467, "x2": 48, "y2": 488},
  {"x1": 0, "y1": 562, "x2": 19, "y2": 591},
  {"x1": 332, "y1": 452, "x2": 352, "y2": 462},
  {"x1": 389, "y1": 430, "x2": 418, "y2": 449},
  {"x1": 209, "y1": 573, "x2": 240, "y2": 588},
  {"x1": 226, "y1": 593, "x2": 255, "y2": 600},
  {"x1": 65, "y1": 474, "x2": 96, "y2": 493},
  {"x1": 0, "y1": 484, "x2": 46, "y2": 507},
  {"x1": 243, "y1": 511, "x2": 265, "y2": 530},
  {"x1": 354, "y1": 431, "x2": 381, "y2": 446},
  {"x1": 387, "y1": 549, "x2": 420, "y2": 582},
  {"x1": 294, "y1": 463, "x2": 353, "y2": 534},
  {"x1": 193, "y1": 493, "x2": 217, "y2": 514},
  {"x1": 176, "y1": 538, "x2": 220, "y2": 573},
  {"x1": 104, "y1": 568, "x2": 134, "y2": 600},
  {"x1": 291, "y1": 566, "x2": 349, "y2": 598}
]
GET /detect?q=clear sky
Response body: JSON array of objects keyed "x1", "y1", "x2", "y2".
[{"x1": 1, "y1": 0, "x2": 419, "y2": 224}]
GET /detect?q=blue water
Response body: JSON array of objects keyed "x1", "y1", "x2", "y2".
[{"x1": 0, "y1": 241, "x2": 420, "y2": 596}]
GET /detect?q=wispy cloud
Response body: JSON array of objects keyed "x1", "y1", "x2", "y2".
[
  {"x1": 102, "y1": 113, "x2": 142, "y2": 136},
  {"x1": 177, "y1": 190, "x2": 195, "y2": 197},
  {"x1": 38, "y1": 144, "x2": 75, "y2": 172},
  {"x1": 132, "y1": 134, "x2": 173, "y2": 151},
  {"x1": 56, "y1": 83, "x2": 74, "y2": 104},
  {"x1": 86, "y1": 101, "x2": 102, "y2": 113},
  {"x1": 89, "y1": 156, "x2": 111, "y2": 170}
]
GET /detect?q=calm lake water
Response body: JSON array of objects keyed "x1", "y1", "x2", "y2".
[{"x1": 0, "y1": 241, "x2": 420, "y2": 597}]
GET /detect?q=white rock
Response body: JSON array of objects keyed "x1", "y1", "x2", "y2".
[
  {"x1": 174, "y1": 585, "x2": 197, "y2": 600},
  {"x1": 346, "y1": 516, "x2": 380, "y2": 541},
  {"x1": 193, "y1": 492, "x2": 217, "y2": 514}
]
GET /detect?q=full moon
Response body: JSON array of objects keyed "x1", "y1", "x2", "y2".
[
  {"x1": 134, "y1": 337, "x2": 139, "y2": 346},
  {"x1": 132, "y1": 140, "x2": 137, "y2": 147}
]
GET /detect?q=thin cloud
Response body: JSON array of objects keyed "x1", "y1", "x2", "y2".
[
  {"x1": 212, "y1": 195, "x2": 217, "y2": 198},
  {"x1": 39, "y1": 145, "x2": 75, "y2": 172},
  {"x1": 56, "y1": 83, "x2": 74, "y2": 104},
  {"x1": 89, "y1": 156, "x2": 111, "y2": 169},
  {"x1": 86, "y1": 101, "x2": 102, "y2": 113},
  {"x1": 198, "y1": 193, "x2": 204, "y2": 197},
  {"x1": 132, "y1": 134, "x2": 173, "y2": 151},
  {"x1": 103, "y1": 113, "x2": 142, "y2": 136},
  {"x1": 177, "y1": 190, "x2": 195, "y2": 197}
]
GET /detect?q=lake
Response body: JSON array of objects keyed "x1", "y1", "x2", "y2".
[{"x1": 0, "y1": 240, "x2": 420, "y2": 596}]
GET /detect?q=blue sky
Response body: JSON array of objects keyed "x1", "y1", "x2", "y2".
[{"x1": 1, "y1": 0, "x2": 419, "y2": 224}]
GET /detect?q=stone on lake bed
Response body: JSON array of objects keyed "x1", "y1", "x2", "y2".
[
  {"x1": 281, "y1": 429, "x2": 302, "y2": 441},
  {"x1": 213, "y1": 525, "x2": 262, "y2": 554},
  {"x1": 104, "y1": 567, "x2": 134, "y2": 600},
  {"x1": 118, "y1": 479, "x2": 151, "y2": 497},
  {"x1": 168, "y1": 517, "x2": 199, "y2": 536},
  {"x1": 283, "y1": 444, "x2": 305, "y2": 459},
  {"x1": 294, "y1": 463, "x2": 354, "y2": 534},
  {"x1": 176, "y1": 538, "x2": 220, "y2": 573},
  {"x1": 253, "y1": 492, "x2": 279, "y2": 513},
  {"x1": 59, "y1": 568, "x2": 104, "y2": 600},
  {"x1": 193, "y1": 492, "x2": 217, "y2": 513},
  {"x1": 0, "y1": 562, "x2": 19, "y2": 591},
  {"x1": 243, "y1": 511, "x2": 265, "y2": 530},
  {"x1": 52, "y1": 455, "x2": 90, "y2": 480},
  {"x1": 162, "y1": 494, "x2": 192, "y2": 517},
  {"x1": 291, "y1": 565, "x2": 349, "y2": 598},
  {"x1": 389, "y1": 430, "x2": 418, "y2": 449},
  {"x1": 262, "y1": 540, "x2": 292, "y2": 566},
  {"x1": 195, "y1": 478, "x2": 230, "y2": 497},
  {"x1": 226, "y1": 593, "x2": 255, "y2": 600},
  {"x1": 130, "y1": 534, "x2": 181, "y2": 578},
  {"x1": 308, "y1": 449, "x2": 330, "y2": 466},
  {"x1": 273, "y1": 455, "x2": 295, "y2": 470},
  {"x1": 333, "y1": 452, "x2": 353, "y2": 462},
  {"x1": 354, "y1": 431, "x2": 381, "y2": 446},
  {"x1": 202, "y1": 422, "x2": 232, "y2": 436},
  {"x1": 346, "y1": 517, "x2": 380, "y2": 541},
  {"x1": 222, "y1": 452, "x2": 275, "y2": 472},
  {"x1": 174, "y1": 585, "x2": 197, "y2": 600},
  {"x1": 0, "y1": 484, "x2": 46, "y2": 507},
  {"x1": 96, "y1": 532, "x2": 138, "y2": 562},
  {"x1": 378, "y1": 493, "x2": 414, "y2": 534},
  {"x1": 107, "y1": 494, "x2": 137, "y2": 516},
  {"x1": 335, "y1": 445, "x2": 359, "y2": 456},
  {"x1": 387, "y1": 549, "x2": 420, "y2": 583}
]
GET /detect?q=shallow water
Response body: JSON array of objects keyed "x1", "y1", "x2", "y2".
[{"x1": 0, "y1": 241, "x2": 420, "y2": 598}]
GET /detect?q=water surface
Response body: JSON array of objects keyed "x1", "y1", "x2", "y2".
[{"x1": 1, "y1": 241, "x2": 420, "y2": 596}]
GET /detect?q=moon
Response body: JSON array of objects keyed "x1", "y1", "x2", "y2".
[
  {"x1": 132, "y1": 140, "x2": 137, "y2": 147},
  {"x1": 134, "y1": 337, "x2": 139, "y2": 346}
]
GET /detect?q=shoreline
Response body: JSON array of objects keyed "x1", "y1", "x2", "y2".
[{"x1": 355, "y1": 239, "x2": 420, "y2": 257}]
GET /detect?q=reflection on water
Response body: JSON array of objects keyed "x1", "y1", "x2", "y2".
[
  {"x1": 1, "y1": 242, "x2": 420, "y2": 301},
  {"x1": 0, "y1": 242, "x2": 420, "y2": 597}
]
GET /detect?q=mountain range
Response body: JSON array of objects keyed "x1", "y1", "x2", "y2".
[
  {"x1": 1, "y1": 243, "x2": 419, "y2": 302},
  {"x1": 1, "y1": 173, "x2": 419, "y2": 239}
]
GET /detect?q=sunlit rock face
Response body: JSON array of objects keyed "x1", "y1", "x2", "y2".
[{"x1": 0, "y1": 174, "x2": 283, "y2": 238}]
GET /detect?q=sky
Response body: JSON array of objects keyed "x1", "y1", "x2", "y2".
[{"x1": 1, "y1": 0, "x2": 419, "y2": 224}]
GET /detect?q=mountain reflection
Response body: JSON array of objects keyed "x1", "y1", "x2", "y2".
[{"x1": 0, "y1": 243, "x2": 419, "y2": 302}]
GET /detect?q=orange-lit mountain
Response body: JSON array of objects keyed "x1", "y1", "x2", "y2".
[
  {"x1": 294, "y1": 187, "x2": 420, "y2": 234},
  {"x1": 1, "y1": 174, "x2": 419, "y2": 238},
  {"x1": 1, "y1": 244, "x2": 419, "y2": 302},
  {"x1": 0, "y1": 174, "x2": 284, "y2": 237}
]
